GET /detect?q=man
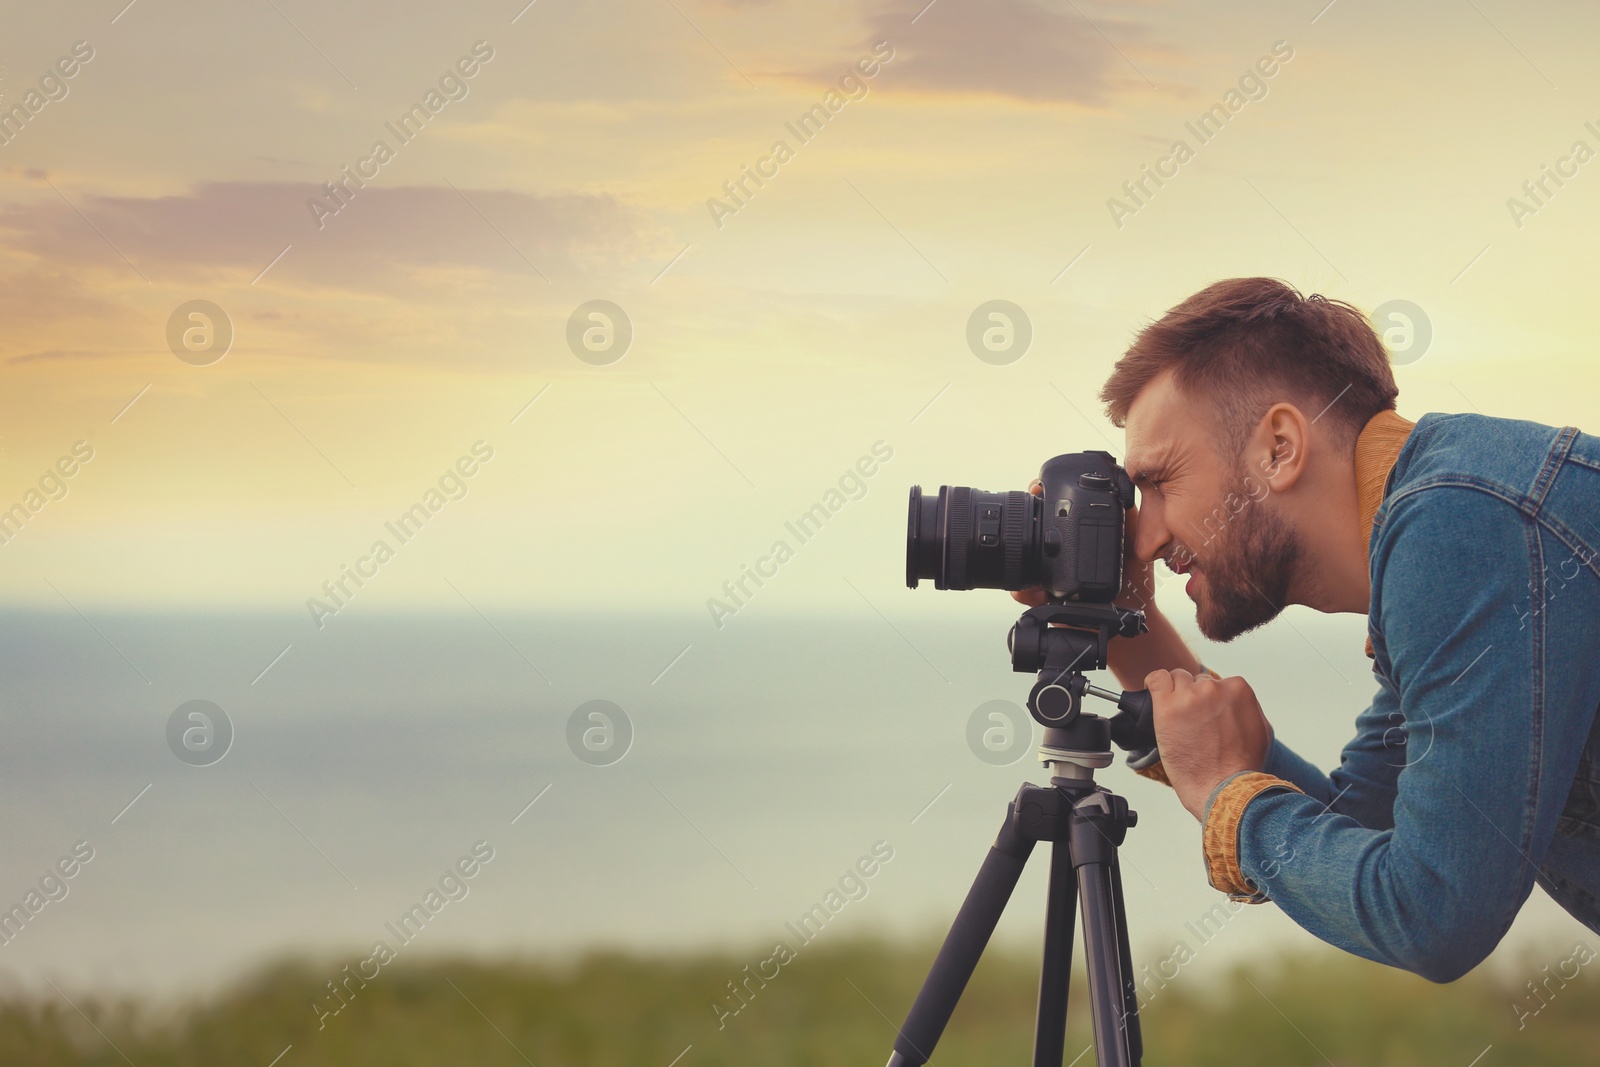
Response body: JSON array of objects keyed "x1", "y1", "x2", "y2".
[{"x1": 1022, "y1": 277, "x2": 1600, "y2": 984}]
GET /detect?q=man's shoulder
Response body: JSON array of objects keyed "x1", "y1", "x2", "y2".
[
  {"x1": 1370, "y1": 411, "x2": 1579, "y2": 582},
  {"x1": 1367, "y1": 418, "x2": 1558, "y2": 667},
  {"x1": 1388, "y1": 411, "x2": 1580, "y2": 507}
]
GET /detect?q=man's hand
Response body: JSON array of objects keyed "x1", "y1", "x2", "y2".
[{"x1": 1145, "y1": 668, "x2": 1273, "y2": 821}]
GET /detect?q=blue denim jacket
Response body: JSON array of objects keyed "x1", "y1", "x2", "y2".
[{"x1": 1214, "y1": 411, "x2": 1600, "y2": 982}]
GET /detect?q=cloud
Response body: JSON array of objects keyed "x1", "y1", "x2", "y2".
[
  {"x1": 848, "y1": 0, "x2": 1148, "y2": 105},
  {"x1": 0, "y1": 180, "x2": 668, "y2": 370},
  {"x1": 6, "y1": 349, "x2": 113, "y2": 365},
  {"x1": 0, "y1": 181, "x2": 656, "y2": 289}
]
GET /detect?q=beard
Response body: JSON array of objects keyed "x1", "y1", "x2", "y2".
[{"x1": 1186, "y1": 485, "x2": 1302, "y2": 643}]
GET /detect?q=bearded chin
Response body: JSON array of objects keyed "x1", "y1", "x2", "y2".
[{"x1": 1194, "y1": 498, "x2": 1300, "y2": 643}]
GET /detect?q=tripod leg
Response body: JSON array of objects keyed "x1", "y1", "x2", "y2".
[
  {"x1": 1065, "y1": 790, "x2": 1140, "y2": 1067},
  {"x1": 1075, "y1": 860, "x2": 1134, "y2": 1067},
  {"x1": 886, "y1": 802, "x2": 1035, "y2": 1067},
  {"x1": 1109, "y1": 856, "x2": 1143, "y2": 1064},
  {"x1": 1031, "y1": 839, "x2": 1077, "y2": 1067}
]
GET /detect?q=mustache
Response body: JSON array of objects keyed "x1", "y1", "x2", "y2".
[{"x1": 1164, "y1": 545, "x2": 1200, "y2": 571}]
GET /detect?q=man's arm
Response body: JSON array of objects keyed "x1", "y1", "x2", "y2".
[
  {"x1": 1216, "y1": 486, "x2": 1593, "y2": 982},
  {"x1": 1258, "y1": 670, "x2": 1405, "y2": 830},
  {"x1": 1109, "y1": 609, "x2": 1408, "y2": 836},
  {"x1": 1104, "y1": 606, "x2": 1204, "y2": 692}
]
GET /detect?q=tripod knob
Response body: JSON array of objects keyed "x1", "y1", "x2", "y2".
[
  {"x1": 1028, "y1": 673, "x2": 1081, "y2": 726},
  {"x1": 1107, "y1": 688, "x2": 1155, "y2": 749}
]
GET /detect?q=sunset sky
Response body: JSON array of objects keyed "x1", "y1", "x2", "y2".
[{"x1": 2, "y1": 0, "x2": 1598, "y2": 622}]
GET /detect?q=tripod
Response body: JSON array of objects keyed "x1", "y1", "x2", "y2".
[{"x1": 885, "y1": 603, "x2": 1160, "y2": 1067}]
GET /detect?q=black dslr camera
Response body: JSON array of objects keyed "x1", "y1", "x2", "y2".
[{"x1": 906, "y1": 451, "x2": 1136, "y2": 600}]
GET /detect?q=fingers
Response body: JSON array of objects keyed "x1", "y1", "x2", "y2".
[
  {"x1": 1027, "y1": 479, "x2": 1042, "y2": 496},
  {"x1": 1147, "y1": 670, "x2": 1254, "y2": 700},
  {"x1": 1145, "y1": 667, "x2": 1198, "y2": 695},
  {"x1": 1219, "y1": 674, "x2": 1254, "y2": 698}
]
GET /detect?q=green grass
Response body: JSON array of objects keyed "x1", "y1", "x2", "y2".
[{"x1": 6, "y1": 938, "x2": 1597, "y2": 1065}]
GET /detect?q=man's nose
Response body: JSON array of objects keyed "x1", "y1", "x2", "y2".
[{"x1": 1134, "y1": 515, "x2": 1167, "y2": 564}]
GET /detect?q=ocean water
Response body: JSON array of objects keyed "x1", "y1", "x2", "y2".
[{"x1": 0, "y1": 606, "x2": 1581, "y2": 998}]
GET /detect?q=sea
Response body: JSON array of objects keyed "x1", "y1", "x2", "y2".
[{"x1": 0, "y1": 604, "x2": 1582, "y2": 999}]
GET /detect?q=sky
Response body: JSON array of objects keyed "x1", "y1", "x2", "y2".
[
  {"x1": 1, "y1": 0, "x2": 1598, "y2": 618},
  {"x1": 3, "y1": 0, "x2": 1600, "y2": 1009}
]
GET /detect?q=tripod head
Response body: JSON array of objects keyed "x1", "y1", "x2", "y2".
[{"x1": 1007, "y1": 603, "x2": 1160, "y2": 778}]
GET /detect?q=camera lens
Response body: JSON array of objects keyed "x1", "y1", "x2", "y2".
[{"x1": 906, "y1": 485, "x2": 1040, "y2": 590}]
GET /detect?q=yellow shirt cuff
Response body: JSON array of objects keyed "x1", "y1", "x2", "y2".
[{"x1": 1202, "y1": 771, "x2": 1304, "y2": 901}]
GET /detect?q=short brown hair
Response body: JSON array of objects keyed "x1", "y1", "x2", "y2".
[{"x1": 1100, "y1": 278, "x2": 1399, "y2": 455}]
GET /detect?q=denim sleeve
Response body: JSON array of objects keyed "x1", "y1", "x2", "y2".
[
  {"x1": 1261, "y1": 672, "x2": 1404, "y2": 831},
  {"x1": 1235, "y1": 486, "x2": 1556, "y2": 983}
]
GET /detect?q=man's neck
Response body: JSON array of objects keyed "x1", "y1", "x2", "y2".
[
  {"x1": 1284, "y1": 455, "x2": 1371, "y2": 614},
  {"x1": 1286, "y1": 409, "x2": 1418, "y2": 615}
]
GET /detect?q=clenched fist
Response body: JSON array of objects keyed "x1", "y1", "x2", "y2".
[{"x1": 1146, "y1": 668, "x2": 1274, "y2": 821}]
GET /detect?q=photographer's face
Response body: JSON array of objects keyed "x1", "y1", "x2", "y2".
[{"x1": 1123, "y1": 370, "x2": 1299, "y2": 641}]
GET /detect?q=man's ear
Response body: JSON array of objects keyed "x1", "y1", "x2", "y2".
[{"x1": 1254, "y1": 402, "x2": 1310, "y2": 492}]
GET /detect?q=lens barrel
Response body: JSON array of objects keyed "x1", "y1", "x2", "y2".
[{"x1": 906, "y1": 485, "x2": 1040, "y2": 591}]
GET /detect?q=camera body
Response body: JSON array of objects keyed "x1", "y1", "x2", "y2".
[{"x1": 906, "y1": 451, "x2": 1135, "y2": 601}]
